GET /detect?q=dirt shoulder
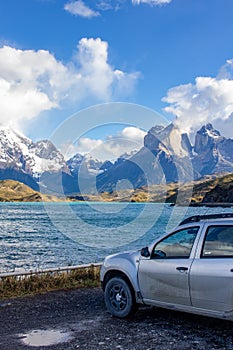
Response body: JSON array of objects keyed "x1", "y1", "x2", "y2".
[{"x1": 0, "y1": 287, "x2": 232, "y2": 350}]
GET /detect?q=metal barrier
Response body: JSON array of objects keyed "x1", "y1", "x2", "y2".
[{"x1": 0, "y1": 262, "x2": 102, "y2": 279}]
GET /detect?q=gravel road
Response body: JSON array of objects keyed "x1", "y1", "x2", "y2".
[{"x1": 0, "y1": 287, "x2": 232, "y2": 350}]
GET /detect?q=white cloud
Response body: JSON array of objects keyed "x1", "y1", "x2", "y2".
[
  {"x1": 65, "y1": 0, "x2": 171, "y2": 17},
  {"x1": 163, "y1": 61, "x2": 233, "y2": 135},
  {"x1": 64, "y1": 0, "x2": 100, "y2": 18},
  {"x1": 96, "y1": 0, "x2": 124, "y2": 11},
  {"x1": 0, "y1": 38, "x2": 139, "y2": 131},
  {"x1": 214, "y1": 113, "x2": 233, "y2": 139},
  {"x1": 121, "y1": 126, "x2": 146, "y2": 142},
  {"x1": 74, "y1": 137, "x2": 103, "y2": 154},
  {"x1": 63, "y1": 126, "x2": 146, "y2": 161},
  {"x1": 132, "y1": 0, "x2": 172, "y2": 6},
  {"x1": 75, "y1": 38, "x2": 139, "y2": 100},
  {"x1": 64, "y1": 0, "x2": 170, "y2": 18}
]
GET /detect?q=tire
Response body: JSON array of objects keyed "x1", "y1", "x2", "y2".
[{"x1": 104, "y1": 277, "x2": 136, "y2": 318}]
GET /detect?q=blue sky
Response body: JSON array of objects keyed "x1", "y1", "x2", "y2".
[{"x1": 0, "y1": 0, "x2": 233, "y2": 158}]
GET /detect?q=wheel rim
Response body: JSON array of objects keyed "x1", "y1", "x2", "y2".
[{"x1": 109, "y1": 283, "x2": 128, "y2": 312}]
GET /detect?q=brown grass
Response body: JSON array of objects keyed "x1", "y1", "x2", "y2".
[{"x1": 0, "y1": 265, "x2": 101, "y2": 299}]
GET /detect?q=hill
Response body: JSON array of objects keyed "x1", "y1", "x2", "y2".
[
  {"x1": 88, "y1": 173, "x2": 233, "y2": 205},
  {"x1": 0, "y1": 180, "x2": 64, "y2": 202},
  {"x1": 1, "y1": 174, "x2": 233, "y2": 205}
]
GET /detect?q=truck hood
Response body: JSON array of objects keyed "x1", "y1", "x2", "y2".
[{"x1": 103, "y1": 249, "x2": 141, "y2": 267}]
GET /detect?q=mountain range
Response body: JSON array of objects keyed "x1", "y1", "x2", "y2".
[
  {"x1": 96, "y1": 123, "x2": 233, "y2": 192},
  {"x1": 0, "y1": 123, "x2": 232, "y2": 195}
]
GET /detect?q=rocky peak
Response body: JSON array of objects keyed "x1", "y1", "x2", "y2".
[
  {"x1": 192, "y1": 124, "x2": 231, "y2": 176},
  {"x1": 194, "y1": 123, "x2": 223, "y2": 154},
  {"x1": 32, "y1": 140, "x2": 60, "y2": 159},
  {"x1": 144, "y1": 125, "x2": 163, "y2": 150},
  {"x1": 66, "y1": 154, "x2": 84, "y2": 176},
  {"x1": 67, "y1": 153, "x2": 103, "y2": 177},
  {"x1": 201, "y1": 123, "x2": 221, "y2": 136},
  {"x1": 0, "y1": 128, "x2": 69, "y2": 177},
  {"x1": 144, "y1": 123, "x2": 192, "y2": 158},
  {"x1": 0, "y1": 128, "x2": 33, "y2": 169}
]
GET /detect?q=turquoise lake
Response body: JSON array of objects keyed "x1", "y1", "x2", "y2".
[{"x1": 0, "y1": 202, "x2": 232, "y2": 273}]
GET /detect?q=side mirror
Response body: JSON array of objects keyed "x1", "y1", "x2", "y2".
[{"x1": 141, "y1": 246, "x2": 150, "y2": 258}]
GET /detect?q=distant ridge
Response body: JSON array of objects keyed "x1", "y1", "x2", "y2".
[
  {"x1": 0, "y1": 124, "x2": 232, "y2": 196},
  {"x1": 0, "y1": 180, "x2": 64, "y2": 202},
  {"x1": 68, "y1": 173, "x2": 233, "y2": 206},
  {"x1": 1, "y1": 173, "x2": 233, "y2": 205}
]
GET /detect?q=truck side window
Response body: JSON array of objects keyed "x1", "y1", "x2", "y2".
[
  {"x1": 151, "y1": 227, "x2": 199, "y2": 259},
  {"x1": 202, "y1": 225, "x2": 233, "y2": 258}
]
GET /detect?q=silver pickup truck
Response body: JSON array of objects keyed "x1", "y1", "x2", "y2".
[{"x1": 100, "y1": 213, "x2": 233, "y2": 320}]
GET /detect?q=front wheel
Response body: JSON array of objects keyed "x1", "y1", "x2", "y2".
[{"x1": 104, "y1": 277, "x2": 136, "y2": 318}]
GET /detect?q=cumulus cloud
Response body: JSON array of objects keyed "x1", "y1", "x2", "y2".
[
  {"x1": 64, "y1": 0, "x2": 100, "y2": 18},
  {"x1": 121, "y1": 126, "x2": 146, "y2": 142},
  {"x1": 0, "y1": 38, "x2": 139, "y2": 131},
  {"x1": 75, "y1": 38, "x2": 139, "y2": 100},
  {"x1": 163, "y1": 60, "x2": 233, "y2": 135},
  {"x1": 63, "y1": 126, "x2": 146, "y2": 161},
  {"x1": 132, "y1": 0, "x2": 172, "y2": 6},
  {"x1": 73, "y1": 138, "x2": 103, "y2": 155}
]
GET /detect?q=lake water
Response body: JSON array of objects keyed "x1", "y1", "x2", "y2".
[{"x1": 0, "y1": 202, "x2": 232, "y2": 273}]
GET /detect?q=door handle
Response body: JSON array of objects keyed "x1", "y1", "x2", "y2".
[{"x1": 176, "y1": 267, "x2": 188, "y2": 272}]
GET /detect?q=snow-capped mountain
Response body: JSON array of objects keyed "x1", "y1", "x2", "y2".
[
  {"x1": 0, "y1": 127, "x2": 112, "y2": 194},
  {"x1": 67, "y1": 153, "x2": 104, "y2": 177},
  {"x1": 0, "y1": 128, "x2": 69, "y2": 178},
  {"x1": 0, "y1": 128, "x2": 73, "y2": 193},
  {"x1": 193, "y1": 123, "x2": 233, "y2": 175},
  {"x1": 0, "y1": 124, "x2": 232, "y2": 195},
  {"x1": 66, "y1": 154, "x2": 115, "y2": 193}
]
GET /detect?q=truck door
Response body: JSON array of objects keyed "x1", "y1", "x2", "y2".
[
  {"x1": 190, "y1": 224, "x2": 233, "y2": 313},
  {"x1": 138, "y1": 227, "x2": 199, "y2": 306}
]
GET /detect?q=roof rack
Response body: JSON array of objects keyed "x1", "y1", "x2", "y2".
[{"x1": 179, "y1": 213, "x2": 233, "y2": 226}]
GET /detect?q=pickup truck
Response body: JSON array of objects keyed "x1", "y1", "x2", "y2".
[{"x1": 100, "y1": 213, "x2": 233, "y2": 320}]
